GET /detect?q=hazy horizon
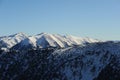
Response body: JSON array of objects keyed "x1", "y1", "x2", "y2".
[{"x1": 0, "y1": 0, "x2": 120, "y2": 40}]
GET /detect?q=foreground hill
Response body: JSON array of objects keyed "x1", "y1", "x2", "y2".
[{"x1": 0, "y1": 41, "x2": 120, "y2": 80}]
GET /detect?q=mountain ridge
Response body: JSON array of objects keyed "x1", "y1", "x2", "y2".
[{"x1": 0, "y1": 32, "x2": 99, "y2": 50}]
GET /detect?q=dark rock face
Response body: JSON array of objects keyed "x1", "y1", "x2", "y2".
[
  {"x1": 0, "y1": 42, "x2": 120, "y2": 80},
  {"x1": 94, "y1": 55, "x2": 120, "y2": 80}
]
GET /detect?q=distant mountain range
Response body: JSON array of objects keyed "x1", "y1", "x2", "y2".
[{"x1": 0, "y1": 32, "x2": 99, "y2": 50}]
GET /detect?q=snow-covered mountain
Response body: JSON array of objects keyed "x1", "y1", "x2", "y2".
[
  {"x1": 0, "y1": 32, "x2": 99, "y2": 50},
  {"x1": 35, "y1": 33, "x2": 98, "y2": 48},
  {"x1": 0, "y1": 33, "x2": 28, "y2": 48}
]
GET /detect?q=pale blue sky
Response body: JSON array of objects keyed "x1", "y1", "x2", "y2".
[{"x1": 0, "y1": 0, "x2": 120, "y2": 40}]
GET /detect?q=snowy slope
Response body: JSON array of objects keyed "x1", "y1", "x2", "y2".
[
  {"x1": 35, "y1": 32, "x2": 99, "y2": 48},
  {"x1": 0, "y1": 33, "x2": 28, "y2": 48},
  {"x1": 0, "y1": 32, "x2": 99, "y2": 50},
  {"x1": 12, "y1": 37, "x2": 37, "y2": 50}
]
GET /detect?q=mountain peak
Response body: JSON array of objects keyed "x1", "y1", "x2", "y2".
[
  {"x1": 8, "y1": 32, "x2": 28, "y2": 38},
  {"x1": 37, "y1": 32, "x2": 49, "y2": 36}
]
